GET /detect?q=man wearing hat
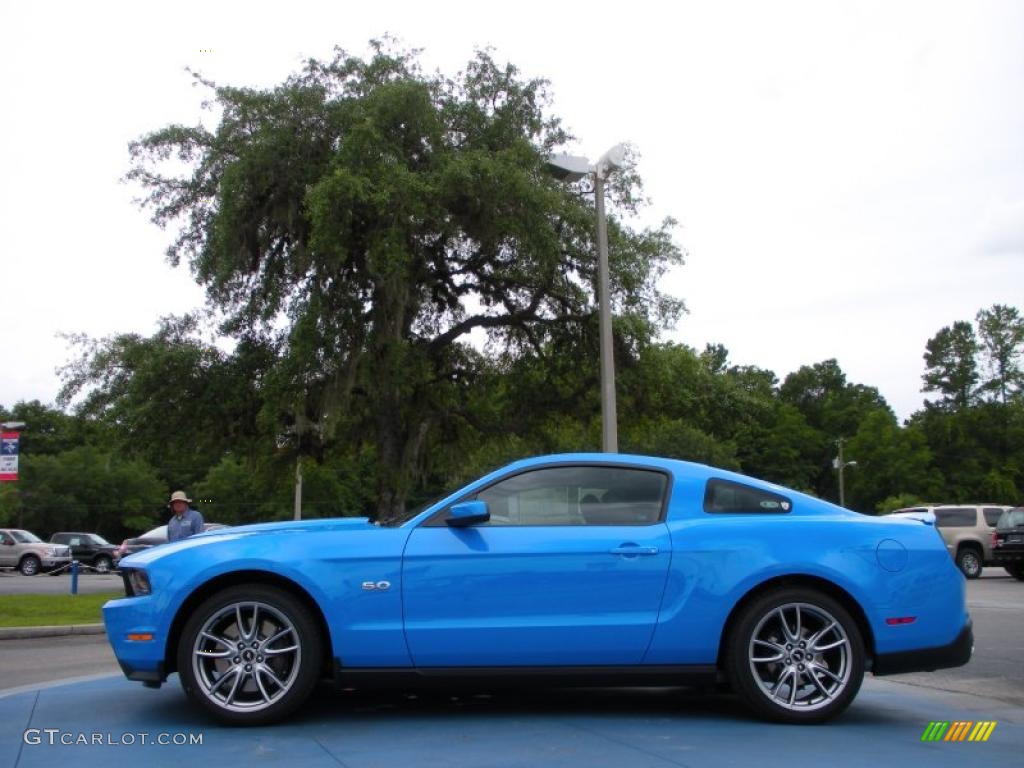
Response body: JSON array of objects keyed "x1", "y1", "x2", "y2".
[{"x1": 167, "y1": 491, "x2": 204, "y2": 542}]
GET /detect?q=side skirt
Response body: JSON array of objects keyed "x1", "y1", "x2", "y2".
[{"x1": 332, "y1": 663, "x2": 718, "y2": 690}]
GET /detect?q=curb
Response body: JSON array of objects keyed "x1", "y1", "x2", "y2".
[{"x1": 0, "y1": 623, "x2": 106, "y2": 640}]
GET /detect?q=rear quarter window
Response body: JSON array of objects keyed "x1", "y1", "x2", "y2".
[
  {"x1": 982, "y1": 508, "x2": 1006, "y2": 527},
  {"x1": 704, "y1": 478, "x2": 792, "y2": 514}
]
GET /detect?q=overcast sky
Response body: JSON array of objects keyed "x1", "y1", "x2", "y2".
[{"x1": 2, "y1": 0, "x2": 1022, "y2": 422}]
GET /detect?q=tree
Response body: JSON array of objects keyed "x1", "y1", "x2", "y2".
[
  {"x1": 15, "y1": 447, "x2": 164, "y2": 539},
  {"x1": 779, "y1": 360, "x2": 891, "y2": 500},
  {"x1": 125, "y1": 42, "x2": 683, "y2": 518},
  {"x1": 844, "y1": 411, "x2": 941, "y2": 512},
  {"x1": 922, "y1": 321, "x2": 979, "y2": 409},
  {"x1": 58, "y1": 315, "x2": 271, "y2": 489},
  {"x1": 976, "y1": 304, "x2": 1024, "y2": 404}
]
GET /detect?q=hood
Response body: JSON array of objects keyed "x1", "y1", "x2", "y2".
[{"x1": 118, "y1": 516, "x2": 376, "y2": 568}]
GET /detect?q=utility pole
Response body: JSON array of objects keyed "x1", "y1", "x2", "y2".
[
  {"x1": 293, "y1": 456, "x2": 303, "y2": 521},
  {"x1": 837, "y1": 438, "x2": 846, "y2": 508}
]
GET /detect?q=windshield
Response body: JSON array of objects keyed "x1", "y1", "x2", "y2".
[
  {"x1": 140, "y1": 525, "x2": 167, "y2": 540},
  {"x1": 379, "y1": 488, "x2": 462, "y2": 527},
  {"x1": 10, "y1": 530, "x2": 42, "y2": 543},
  {"x1": 997, "y1": 509, "x2": 1024, "y2": 530},
  {"x1": 89, "y1": 534, "x2": 111, "y2": 546}
]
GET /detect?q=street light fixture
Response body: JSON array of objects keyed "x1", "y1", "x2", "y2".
[
  {"x1": 546, "y1": 143, "x2": 628, "y2": 453},
  {"x1": 833, "y1": 438, "x2": 857, "y2": 508}
]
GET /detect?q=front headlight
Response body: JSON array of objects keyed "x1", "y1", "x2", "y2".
[{"x1": 127, "y1": 570, "x2": 152, "y2": 596}]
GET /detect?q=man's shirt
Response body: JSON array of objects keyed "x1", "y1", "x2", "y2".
[{"x1": 167, "y1": 508, "x2": 204, "y2": 542}]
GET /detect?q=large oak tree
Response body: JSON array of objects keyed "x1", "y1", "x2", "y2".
[{"x1": 126, "y1": 43, "x2": 683, "y2": 519}]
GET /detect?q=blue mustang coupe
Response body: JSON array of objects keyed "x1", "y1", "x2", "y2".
[{"x1": 105, "y1": 454, "x2": 972, "y2": 725}]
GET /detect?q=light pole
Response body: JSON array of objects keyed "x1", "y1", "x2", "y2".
[
  {"x1": 545, "y1": 144, "x2": 628, "y2": 453},
  {"x1": 833, "y1": 438, "x2": 857, "y2": 508}
]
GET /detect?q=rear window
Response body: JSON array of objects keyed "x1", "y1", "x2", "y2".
[
  {"x1": 704, "y1": 479, "x2": 792, "y2": 514},
  {"x1": 997, "y1": 509, "x2": 1024, "y2": 530},
  {"x1": 935, "y1": 508, "x2": 977, "y2": 527}
]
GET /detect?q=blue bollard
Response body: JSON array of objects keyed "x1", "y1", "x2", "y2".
[{"x1": 70, "y1": 560, "x2": 79, "y2": 595}]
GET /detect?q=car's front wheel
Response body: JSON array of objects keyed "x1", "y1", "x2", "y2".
[
  {"x1": 955, "y1": 547, "x2": 983, "y2": 579},
  {"x1": 177, "y1": 585, "x2": 323, "y2": 725},
  {"x1": 1005, "y1": 563, "x2": 1024, "y2": 581},
  {"x1": 93, "y1": 556, "x2": 112, "y2": 574},
  {"x1": 725, "y1": 588, "x2": 865, "y2": 723},
  {"x1": 19, "y1": 555, "x2": 40, "y2": 576}
]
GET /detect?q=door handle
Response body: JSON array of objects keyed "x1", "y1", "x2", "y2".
[{"x1": 609, "y1": 545, "x2": 659, "y2": 556}]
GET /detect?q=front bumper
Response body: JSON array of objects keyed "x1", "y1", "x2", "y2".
[
  {"x1": 872, "y1": 619, "x2": 973, "y2": 676},
  {"x1": 103, "y1": 595, "x2": 168, "y2": 684},
  {"x1": 41, "y1": 556, "x2": 72, "y2": 570}
]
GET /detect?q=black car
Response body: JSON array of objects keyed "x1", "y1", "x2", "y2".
[
  {"x1": 992, "y1": 507, "x2": 1024, "y2": 580},
  {"x1": 49, "y1": 532, "x2": 120, "y2": 573}
]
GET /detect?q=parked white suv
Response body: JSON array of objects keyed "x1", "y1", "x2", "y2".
[
  {"x1": 892, "y1": 505, "x2": 1014, "y2": 578},
  {"x1": 0, "y1": 528, "x2": 72, "y2": 575}
]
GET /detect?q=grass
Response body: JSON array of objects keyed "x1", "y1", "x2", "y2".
[{"x1": 0, "y1": 592, "x2": 121, "y2": 628}]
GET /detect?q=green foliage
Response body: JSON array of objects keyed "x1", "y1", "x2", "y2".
[
  {"x1": 875, "y1": 493, "x2": 927, "y2": 514},
  {"x1": 976, "y1": 304, "x2": 1024, "y2": 404},
  {"x1": 922, "y1": 320, "x2": 979, "y2": 409},
  {"x1": 15, "y1": 447, "x2": 164, "y2": 539}
]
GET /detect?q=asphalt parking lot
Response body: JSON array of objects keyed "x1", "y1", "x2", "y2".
[{"x1": 1, "y1": 569, "x2": 1021, "y2": 767}]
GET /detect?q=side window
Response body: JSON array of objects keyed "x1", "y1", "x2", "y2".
[
  {"x1": 0, "y1": 532, "x2": 11, "y2": 545},
  {"x1": 982, "y1": 508, "x2": 1005, "y2": 527},
  {"x1": 69, "y1": 536, "x2": 82, "y2": 546},
  {"x1": 935, "y1": 508, "x2": 976, "y2": 528},
  {"x1": 704, "y1": 478, "x2": 792, "y2": 514},
  {"x1": 440, "y1": 466, "x2": 668, "y2": 527}
]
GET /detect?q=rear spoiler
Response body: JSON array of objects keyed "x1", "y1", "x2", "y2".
[{"x1": 893, "y1": 510, "x2": 936, "y2": 526}]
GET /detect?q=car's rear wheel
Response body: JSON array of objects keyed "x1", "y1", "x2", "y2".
[
  {"x1": 177, "y1": 585, "x2": 323, "y2": 725},
  {"x1": 1004, "y1": 563, "x2": 1024, "y2": 581},
  {"x1": 725, "y1": 588, "x2": 865, "y2": 723},
  {"x1": 955, "y1": 547, "x2": 983, "y2": 579},
  {"x1": 19, "y1": 555, "x2": 40, "y2": 576},
  {"x1": 93, "y1": 556, "x2": 112, "y2": 574}
]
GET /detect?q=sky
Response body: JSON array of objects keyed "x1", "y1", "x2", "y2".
[{"x1": 1, "y1": 0, "x2": 1022, "y2": 422}]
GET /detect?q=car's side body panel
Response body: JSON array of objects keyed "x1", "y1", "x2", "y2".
[{"x1": 104, "y1": 453, "x2": 972, "y2": 700}]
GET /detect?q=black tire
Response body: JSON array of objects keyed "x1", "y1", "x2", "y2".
[
  {"x1": 93, "y1": 556, "x2": 112, "y2": 574},
  {"x1": 956, "y1": 547, "x2": 983, "y2": 579},
  {"x1": 1004, "y1": 563, "x2": 1024, "y2": 581},
  {"x1": 19, "y1": 555, "x2": 41, "y2": 576},
  {"x1": 177, "y1": 584, "x2": 324, "y2": 725},
  {"x1": 725, "y1": 587, "x2": 865, "y2": 724}
]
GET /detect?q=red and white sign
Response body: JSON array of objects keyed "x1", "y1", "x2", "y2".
[{"x1": 0, "y1": 431, "x2": 19, "y2": 482}]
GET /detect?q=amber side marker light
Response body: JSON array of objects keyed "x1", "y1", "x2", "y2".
[{"x1": 127, "y1": 633, "x2": 154, "y2": 642}]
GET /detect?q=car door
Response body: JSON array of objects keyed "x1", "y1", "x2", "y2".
[
  {"x1": 0, "y1": 531, "x2": 14, "y2": 567},
  {"x1": 401, "y1": 464, "x2": 673, "y2": 667}
]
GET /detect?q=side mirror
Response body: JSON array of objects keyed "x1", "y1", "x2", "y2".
[{"x1": 446, "y1": 500, "x2": 490, "y2": 528}]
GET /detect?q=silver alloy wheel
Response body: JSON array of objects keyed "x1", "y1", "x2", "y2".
[
  {"x1": 94, "y1": 557, "x2": 111, "y2": 574},
  {"x1": 748, "y1": 602, "x2": 852, "y2": 712},
  {"x1": 959, "y1": 550, "x2": 981, "y2": 578},
  {"x1": 20, "y1": 556, "x2": 39, "y2": 575},
  {"x1": 191, "y1": 601, "x2": 302, "y2": 713}
]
